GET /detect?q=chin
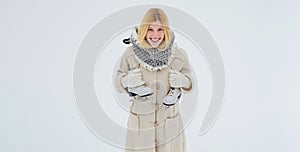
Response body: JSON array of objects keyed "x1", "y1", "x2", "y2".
[{"x1": 149, "y1": 41, "x2": 163, "y2": 48}]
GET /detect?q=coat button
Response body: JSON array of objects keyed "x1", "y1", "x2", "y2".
[
  {"x1": 155, "y1": 103, "x2": 160, "y2": 110},
  {"x1": 154, "y1": 121, "x2": 159, "y2": 127},
  {"x1": 156, "y1": 84, "x2": 160, "y2": 89}
]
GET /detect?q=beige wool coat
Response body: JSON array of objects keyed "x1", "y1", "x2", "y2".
[{"x1": 115, "y1": 45, "x2": 194, "y2": 152}]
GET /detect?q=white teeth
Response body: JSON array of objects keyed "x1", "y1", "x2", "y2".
[{"x1": 151, "y1": 38, "x2": 160, "y2": 42}]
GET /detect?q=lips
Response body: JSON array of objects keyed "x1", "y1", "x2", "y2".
[
  {"x1": 147, "y1": 37, "x2": 163, "y2": 48},
  {"x1": 150, "y1": 37, "x2": 161, "y2": 42}
]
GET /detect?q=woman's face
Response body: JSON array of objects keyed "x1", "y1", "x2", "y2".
[{"x1": 146, "y1": 20, "x2": 165, "y2": 48}]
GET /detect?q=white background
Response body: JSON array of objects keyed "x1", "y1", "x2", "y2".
[{"x1": 1, "y1": 0, "x2": 300, "y2": 151}]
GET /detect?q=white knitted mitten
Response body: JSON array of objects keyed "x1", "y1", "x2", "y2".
[
  {"x1": 121, "y1": 69, "x2": 145, "y2": 88},
  {"x1": 169, "y1": 70, "x2": 191, "y2": 88}
]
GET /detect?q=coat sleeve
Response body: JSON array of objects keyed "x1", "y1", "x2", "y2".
[
  {"x1": 178, "y1": 48, "x2": 194, "y2": 93},
  {"x1": 114, "y1": 47, "x2": 130, "y2": 93}
]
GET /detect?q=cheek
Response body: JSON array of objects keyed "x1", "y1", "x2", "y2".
[{"x1": 146, "y1": 32, "x2": 151, "y2": 39}]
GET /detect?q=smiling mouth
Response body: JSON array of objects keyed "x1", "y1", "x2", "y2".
[{"x1": 150, "y1": 37, "x2": 161, "y2": 42}]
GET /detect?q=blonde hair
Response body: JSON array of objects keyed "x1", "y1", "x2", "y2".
[{"x1": 138, "y1": 8, "x2": 172, "y2": 50}]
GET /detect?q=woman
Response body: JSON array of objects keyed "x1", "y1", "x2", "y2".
[{"x1": 115, "y1": 8, "x2": 194, "y2": 152}]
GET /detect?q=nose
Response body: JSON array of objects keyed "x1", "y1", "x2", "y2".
[{"x1": 152, "y1": 31, "x2": 160, "y2": 37}]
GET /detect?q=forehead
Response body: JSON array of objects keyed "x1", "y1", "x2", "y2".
[{"x1": 148, "y1": 21, "x2": 163, "y2": 28}]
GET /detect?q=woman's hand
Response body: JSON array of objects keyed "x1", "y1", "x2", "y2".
[
  {"x1": 121, "y1": 69, "x2": 145, "y2": 88},
  {"x1": 169, "y1": 69, "x2": 191, "y2": 88}
]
